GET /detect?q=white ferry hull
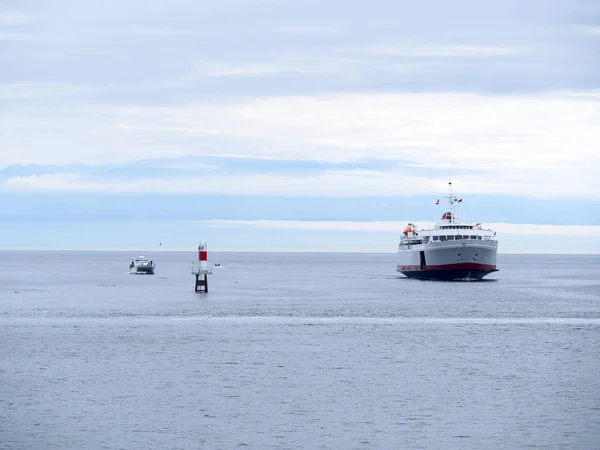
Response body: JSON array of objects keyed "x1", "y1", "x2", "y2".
[
  {"x1": 129, "y1": 265, "x2": 155, "y2": 275},
  {"x1": 397, "y1": 241, "x2": 498, "y2": 280}
]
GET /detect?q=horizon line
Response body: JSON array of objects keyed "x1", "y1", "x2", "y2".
[{"x1": 1, "y1": 248, "x2": 599, "y2": 256}]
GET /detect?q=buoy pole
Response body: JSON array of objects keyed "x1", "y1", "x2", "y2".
[{"x1": 192, "y1": 242, "x2": 212, "y2": 293}]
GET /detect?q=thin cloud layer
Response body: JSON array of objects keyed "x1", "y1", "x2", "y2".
[
  {"x1": 2, "y1": 92, "x2": 599, "y2": 198},
  {"x1": 196, "y1": 219, "x2": 600, "y2": 237}
]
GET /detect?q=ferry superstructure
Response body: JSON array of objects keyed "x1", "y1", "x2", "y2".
[{"x1": 396, "y1": 183, "x2": 498, "y2": 280}]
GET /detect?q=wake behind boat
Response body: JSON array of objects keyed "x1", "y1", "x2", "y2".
[
  {"x1": 129, "y1": 256, "x2": 155, "y2": 275},
  {"x1": 397, "y1": 183, "x2": 498, "y2": 280}
]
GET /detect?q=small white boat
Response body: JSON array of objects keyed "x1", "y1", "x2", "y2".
[{"x1": 129, "y1": 256, "x2": 155, "y2": 275}]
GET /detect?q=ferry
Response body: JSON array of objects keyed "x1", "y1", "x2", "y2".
[
  {"x1": 397, "y1": 183, "x2": 498, "y2": 280},
  {"x1": 129, "y1": 256, "x2": 155, "y2": 275}
]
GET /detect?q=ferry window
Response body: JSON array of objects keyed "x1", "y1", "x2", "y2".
[
  {"x1": 462, "y1": 235, "x2": 469, "y2": 239},
  {"x1": 455, "y1": 235, "x2": 461, "y2": 240},
  {"x1": 447, "y1": 235, "x2": 454, "y2": 240},
  {"x1": 433, "y1": 236, "x2": 439, "y2": 241},
  {"x1": 470, "y1": 235, "x2": 476, "y2": 239},
  {"x1": 477, "y1": 236, "x2": 482, "y2": 240},
  {"x1": 440, "y1": 236, "x2": 447, "y2": 241}
]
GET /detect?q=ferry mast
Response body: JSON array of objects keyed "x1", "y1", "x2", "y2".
[{"x1": 444, "y1": 181, "x2": 459, "y2": 224}]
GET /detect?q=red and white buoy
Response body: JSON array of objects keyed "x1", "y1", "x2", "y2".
[
  {"x1": 192, "y1": 241, "x2": 212, "y2": 293},
  {"x1": 199, "y1": 242, "x2": 208, "y2": 270}
]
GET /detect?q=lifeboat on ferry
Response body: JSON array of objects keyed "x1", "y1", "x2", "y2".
[{"x1": 403, "y1": 227, "x2": 414, "y2": 235}]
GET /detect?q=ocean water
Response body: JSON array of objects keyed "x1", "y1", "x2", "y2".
[{"x1": 1, "y1": 251, "x2": 599, "y2": 450}]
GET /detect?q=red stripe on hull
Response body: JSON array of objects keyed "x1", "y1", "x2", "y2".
[{"x1": 396, "y1": 262, "x2": 498, "y2": 280}]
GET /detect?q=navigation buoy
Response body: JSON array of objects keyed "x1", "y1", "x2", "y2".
[{"x1": 191, "y1": 242, "x2": 213, "y2": 293}]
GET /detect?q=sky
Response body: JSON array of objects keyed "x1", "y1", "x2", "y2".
[{"x1": 1, "y1": 0, "x2": 599, "y2": 253}]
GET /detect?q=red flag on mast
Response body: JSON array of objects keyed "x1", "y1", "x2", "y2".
[{"x1": 435, "y1": 199, "x2": 440, "y2": 205}]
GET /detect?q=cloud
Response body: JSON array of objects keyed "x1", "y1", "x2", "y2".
[
  {"x1": 203, "y1": 63, "x2": 299, "y2": 77},
  {"x1": 0, "y1": 83, "x2": 99, "y2": 99},
  {"x1": 2, "y1": 91, "x2": 599, "y2": 198},
  {"x1": 1, "y1": 171, "x2": 438, "y2": 195},
  {"x1": 272, "y1": 25, "x2": 341, "y2": 34},
  {"x1": 3, "y1": 173, "x2": 167, "y2": 192},
  {"x1": 355, "y1": 44, "x2": 527, "y2": 57},
  {"x1": 3, "y1": 173, "x2": 84, "y2": 190},
  {"x1": 191, "y1": 57, "x2": 343, "y2": 77},
  {"x1": 129, "y1": 28, "x2": 193, "y2": 36},
  {"x1": 197, "y1": 219, "x2": 600, "y2": 238},
  {"x1": 575, "y1": 26, "x2": 600, "y2": 36},
  {"x1": 148, "y1": 162, "x2": 217, "y2": 171},
  {"x1": 2, "y1": 165, "x2": 598, "y2": 200},
  {"x1": 100, "y1": 92, "x2": 600, "y2": 169},
  {"x1": 0, "y1": 11, "x2": 34, "y2": 25},
  {"x1": 0, "y1": 32, "x2": 31, "y2": 40},
  {"x1": 185, "y1": 41, "x2": 525, "y2": 80}
]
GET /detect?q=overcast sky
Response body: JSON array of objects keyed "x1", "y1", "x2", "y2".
[{"x1": 1, "y1": 0, "x2": 599, "y2": 252}]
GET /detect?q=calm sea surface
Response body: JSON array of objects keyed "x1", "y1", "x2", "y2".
[{"x1": 1, "y1": 251, "x2": 599, "y2": 449}]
